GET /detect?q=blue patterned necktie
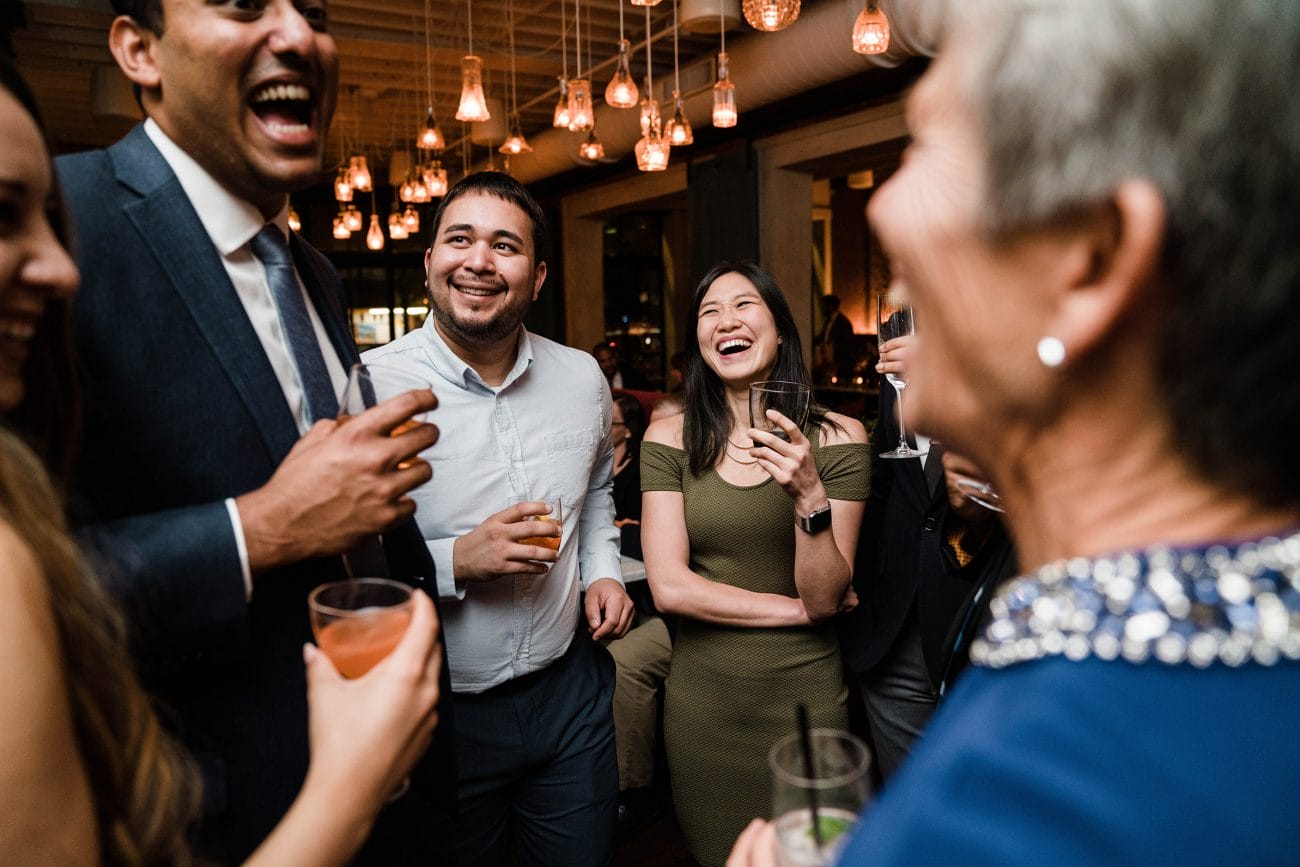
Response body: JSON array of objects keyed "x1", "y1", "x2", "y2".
[{"x1": 248, "y1": 224, "x2": 339, "y2": 423}]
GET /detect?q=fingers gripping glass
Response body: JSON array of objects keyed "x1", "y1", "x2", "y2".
[
  {"x1": 954, "y1": 478, "x2": 1005, "y2": 513},
  {"x1": 877, "y1": 293, "x2": 927, "y2": 460},
  {"x1": 749, "y1": 381, "x2": 812, "y2": 442}
]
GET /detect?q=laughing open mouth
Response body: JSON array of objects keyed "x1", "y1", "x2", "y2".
[
  {"x1": 249, "y1": 83, "x2": 314, "y2": 135},
  {"x1": 718, "y1": 338, "x2": 752, "y2": 356}
]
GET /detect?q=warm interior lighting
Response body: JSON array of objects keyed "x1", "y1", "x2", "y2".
[
  {"x1": 500, "y1": 114, "x2": 533, "y2": 154},
  {"x1": 388, "y1": 207, "x2": 409, "y2": 240},
  {"x1": 417, "y1": 107, "x2": 446, "y2": 151},
  {"x1": 605, "y1": 39, "x2": 640, "y2": 108},
  {"x1": 852, "y1": 0, "x2": 890, "y2": 55},
  {"x1": 366, "y1": 213, "x2": 385, "y2": 250},
  {"x1": 635, "y1": 2, "x2": 669, "y2": 171},
  {"x1": 640, "y1": 95, "x2": 661, "y2": 137},
  {"x1": 553, "y1": 77, "x2": 573, "y2": 128},
  {"x1": 402, "y1": 206, "x2": 420, "y2": 233},
  {"x1": 344, "y1": 204, "x2": 363, "y2": 233},
  {"x1": 579, "y1": 128, "x2": 606, "y2": 160},
  {"x1": 635, "y1": 128, "x2": 670, "y2": 172},
  {"x1": 712, "y1": 51, "x2": 737, "y2": 127},
  {"x1": 665, "y1": 95, "x2": 694, "y2": 145},
  {"x1": 287, "y1": 206, "x2": 302, "y2": 233},
  {"x1": 456, "y1": 55, "x2": 491, "y2": 122},
  {"x1": 630, "y1": 0, "x2": 664, "y2": 5},
  {"x1": 567, "y1": 78, "x2": 594, "y2": 132},
  {"x1": 347, "y1": 155, "x2": 372, "y2": 193},
  {"x1": 334, "y1": 168, "x2": 353, "y2": 203},
  {"x1": 332, "y1": 211, "x2": 351, "y2": 239},
  {"x1": 424, "y1": 161, "x2": 449, "y2": 197},
  {"x1": 846, "y1": 169, "x2": 875, "y2": 189},
  {"x1": 410, "y1": 173, "x2": 431, "y2": 203},
  {"x1": 742, "y1": 0, "x2": 799, "y2": 31}
]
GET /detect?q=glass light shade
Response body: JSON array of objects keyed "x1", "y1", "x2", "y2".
[
  {"x1": 366, "y1": 213, "x2": 385, "y2": 250},
  {"x1": 423, "y1": 162, "x2": 449, "y2": 197},
  {"x1": 334, "y1": 169, "x2": 353, "y2": 203},
  {"x1": 499, "y1": 115, "x2": 533, "y2": 154},
  {"x1": 347, "y1": 155, "x2": 372, "y2": 193},
  {"x1": 579, "y1": 129, "x2": 606, "y2": 160},
  {"x1": 630, "y1": 0, "x2": 664, "y2": 5},
  {"x1": 553, "y1": 76, "x2": 572, "y2": 128},
  {"x1": 455, "y1": 55, "x2": 491, "y2": 122},
  {"x1": 287, "y1": 206, "x2": 302, "y2": 233},
  {"x1": 851, "y1": 2, "x2": 890, "y2": 55},
  {"x1": 712, "y1": 52, "x2": 738, "y2": 128},
  {"x1": 402, "y1": 206, "x2": 420, "y2": 233},
  {"x1": 332, "y1": 212, "x2": 351, "y2": 239},
  {"x1": 388, "y1": 208, "x2": 409, "y2": 240},
  {"x1": 741, "y1": 0, "x2": 799, "y2": 31},
  {"x1": 410, "y1": 175, "x2": 431, "y2": 203},
  {"x1": 399, "y1": 177, "x2": 416, "y2": 203},
  {"x1": 665, "y1": 97, "x2": 694, "y2": 145},
  {"x1": 344, "y1": 204, "x2": 363, "y2": 232},
  {"x1": 567, "y1": 78, "x2": 594, "y2": 132},
  {"x1": 635, "y1": 129, "x2": 670, "y2": 172},
  {"x1": 417, "y1": 107, "x2": 446, "y2": 151},
  {"x1": 639, "y1": 97, "x2": 662, "y2": 137},
  {"x1": 605, "y1": 40, "x2": 640, "y2": 108}
]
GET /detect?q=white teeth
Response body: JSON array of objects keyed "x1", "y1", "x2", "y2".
[
  {"x1": 251, "y1": 83, "x2": 312, "y2": 103},
  {"x1": 718, "y1": 338, "x2": 751, "y2": 354},
  {"x1": 0, "y1": 320, "x2": 36, "y2": 341},
  {"x1": 455, "y1": 285, "x2": 500, "y2": 296},
  {"x1": 266, "y1": 120, "x2": 310, "y2": 135}
]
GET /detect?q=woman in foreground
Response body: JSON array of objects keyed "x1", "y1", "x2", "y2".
[
  {"x1": 730, "y1": 0, "x2": 1300, "y2": 863},
  {"x1": 642, "y1": 262, "x2": 868, "y2": 865},
  {"x1": 0, "y1": 57, "x2": 442, "y2": 865}
]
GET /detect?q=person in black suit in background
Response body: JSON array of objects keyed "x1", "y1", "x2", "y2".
[
  {"x1": 594, "y1": 341, "x2": 651, "y2": 391},
  {"x1": 55, "y1": 0, "x2": 452, "y2": 861},
  {"x1": 841, "y1": 335, "x2": 1009, "y2": 781}
]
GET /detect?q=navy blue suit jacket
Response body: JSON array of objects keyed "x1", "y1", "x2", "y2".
[{"x1": 57, "y1": 125, "x2": 452, "y2": 864}]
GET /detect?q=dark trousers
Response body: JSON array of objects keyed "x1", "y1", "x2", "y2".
[
  {"x1": 430, "y1": 634, "x2": 619, "y2": 866},
  {"x1": 859, "y1": 609, "x2": 937, "y2": 782}
]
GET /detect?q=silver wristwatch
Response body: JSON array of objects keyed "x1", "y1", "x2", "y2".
[{"x1": 796, "y1": 503, "x2": 833, "y2": 534}]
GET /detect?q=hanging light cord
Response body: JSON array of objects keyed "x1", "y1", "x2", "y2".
[
  {"x1": 645, "y1": 4, "x2": 653, "y2": 100},
  {"x1": 560, "y1": 0, "x2": 568, "y2": 78},
  {"x1": 672, "y1": 0, "x2": 681, "y2": 95},
  {"x1": 721, "y1": 1, "x2": 727, "y2": 54},
  {"x1": 423, "y1": 0, "x2": 433, "y2": 109},
  {"x1": 466, "y1": 0, "x2": 474, "y2": 56},
  {"x1": 508, "y1": 0, "x2": 517, "y2": 118},
  {"x1": 574, "y1": 0, "x2": 582, "y2": 80}
]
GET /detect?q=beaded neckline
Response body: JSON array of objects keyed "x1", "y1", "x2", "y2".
[{"x1": 970, "y1": 528, "x2": 1300, "y2": 670}]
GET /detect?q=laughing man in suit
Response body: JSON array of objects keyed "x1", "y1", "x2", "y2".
[{"x1": 55, "y1": 0, "x2": 452, "y2": 861}]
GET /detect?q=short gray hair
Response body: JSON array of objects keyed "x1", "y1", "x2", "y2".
[{"x1": 950, "y1": 0, "x2": 1300, "y2": 507}]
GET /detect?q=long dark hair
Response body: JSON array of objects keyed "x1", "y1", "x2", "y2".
[
  {"x1": 683, "y1": 261, "x2": 830, "y2": 475},
  {"x1": 0, "y1": 56, "x2": 82, "y2": 490}
]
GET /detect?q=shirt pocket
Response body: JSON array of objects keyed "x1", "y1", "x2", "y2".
[{"x1": 544, "y1": 428, "x2": 597, "y2": 505}]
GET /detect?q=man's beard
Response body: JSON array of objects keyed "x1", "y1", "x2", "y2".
[{"x1": 428, "y1": 278, "x2": 530, "y2": 346}]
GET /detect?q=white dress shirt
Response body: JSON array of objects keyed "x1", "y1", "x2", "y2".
[
  {"x1": 364, "y1": 318, "x2": 623, "y2": 693},
  {"x1": 144, "y1": 120, "x2": 349, "y2": 596}
]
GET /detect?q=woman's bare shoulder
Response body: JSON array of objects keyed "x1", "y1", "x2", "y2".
[
  {"x1": 644, "y1": 410, "x2": 686, "y2": 449},
  {"x1": 819, "y1": 411, "x2": 868, "y2": 446}
]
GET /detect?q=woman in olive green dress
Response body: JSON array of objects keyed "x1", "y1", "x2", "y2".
[{"x1": 641, "y1": 262, "x2": 870, "y2": 866}]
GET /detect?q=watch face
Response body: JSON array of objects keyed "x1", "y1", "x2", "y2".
[{"x1": 801, "y1": 506, "x2": 832, "y2": 533}]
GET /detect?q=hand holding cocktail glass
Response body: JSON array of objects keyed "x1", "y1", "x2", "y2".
[
  {"x1": 304, "y1": 580, "x2": 442, "y2": 809},
  {"x1": 941, "y1": 450, "x2": 1005, "y2": 516},
  {"x1": 448, "y1": 499, "x2": 562, "y2": 583}
]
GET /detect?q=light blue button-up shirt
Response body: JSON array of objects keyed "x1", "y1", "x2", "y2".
[{"x1": 364, "y1": 318, "x2": 622, "y2": 693}]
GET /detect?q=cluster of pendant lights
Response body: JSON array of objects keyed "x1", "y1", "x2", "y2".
[{"x1": 313, "y1": 0, "x2": 892, "y2": 244}]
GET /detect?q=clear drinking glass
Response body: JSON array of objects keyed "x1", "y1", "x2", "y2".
[
  {"x1": 749, "y1": 380, "x2": 812, "y2": 441},
  {"x1": 877, "y1": 292, "x2": 927, "y2": 459},
  {"x1": 307, "y1": 578, "x2": 414, "y2": 679},
  {"x1": 955, "y1": 478, "x2": 1005, "y2": 513},
  {"x1": 338, "y1": 362, "x2": 434, "y2": 431},
  {"x1": 518, "y1": 496, "x2": 564, "y2": 551},
  {"x1": 769, "y1": 729, "x2": 871, "y2": 867}
]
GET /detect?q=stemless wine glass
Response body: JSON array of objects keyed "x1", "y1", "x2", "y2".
[
  {"x1": 769, "y1": 729, "x2": 871, "y2": 867},
  {"x1": 308, "y1": 578, "x2": 415, "y2": 679},
  {"x1": 877, "y1": 292, "x2": 927, "y2": 459},
  {"x1": 519, "y1": 495, "x2": 564, "y2": 551},
  {"x1": 749, "y1": 381, "x2": 812, "y2": 442},
  {"x1": 338, "y1": 362, "x2": 434, "y2": 432}
]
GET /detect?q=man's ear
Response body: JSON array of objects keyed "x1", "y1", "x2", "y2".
[
  {"x1": 532, "y1": 261, "x2": 548, "y2": 301},
  {"x1": 108, "y1": 15, "x2": 163, "y2": 91},
  {"x1": 1043, "y1": 179, "x2": 1167, "y2": 363}
]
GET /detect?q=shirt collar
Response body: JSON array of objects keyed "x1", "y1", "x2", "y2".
[
  {"x1": 420, "y1": 315, "x2": 535, "y2": 392},
  {"x1": 143, "y1": 118, "x2": 288, "y2": 254}
]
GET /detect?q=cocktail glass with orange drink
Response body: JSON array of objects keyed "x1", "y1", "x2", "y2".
[
  {"x1": 519, "y1": 498, "x2": 563, "y2": 551},
  {"x1": 308, "y1": 578, "x2": 415, "y2": 679}
]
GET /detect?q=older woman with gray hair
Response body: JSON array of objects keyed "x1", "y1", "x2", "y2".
[{"x1": 730, "y1": 0, "x2": 1300, "y2": 863}]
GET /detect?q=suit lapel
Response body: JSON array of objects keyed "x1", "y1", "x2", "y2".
[{"x1": 109, "y1": 129, "x2": 301, "y2": 461}]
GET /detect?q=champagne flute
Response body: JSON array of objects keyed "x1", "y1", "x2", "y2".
[
  {"x1": 749, "y1": 380, "x2": 812, "y2": 442},
  {"x1": 769, "y1": 729, "x2": 871, "y2": 866},
  {"x1": 954, "y1": 478, "x2": 1005, "y2": 513},
  {"x1": 877, "y1": 292, "x2": 927, "y2": 459}
]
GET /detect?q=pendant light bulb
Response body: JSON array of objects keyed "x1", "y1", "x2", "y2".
[
  {"x1": 640, "y1": 95, "x2": 662, "y2": 137},
  {"x1": 334, "y1": 168, "x2": 353, "y2": 203},
  {"x1": 579, "y1": 128, "x2": 606, "y2": 161},
  {"x1": 851, "y1": 0, "x2": 890, "y2": 55},
  {"x1": 629, "y1": 0, "x2": 663, "y2": 5},
  {"x1": 553, "y1": 77, "x2": 573, "y2": 128},
  {"x1": 635, "y1": 127, "x2": 670, "y2": 172},
  {"x1": 348, "y1": 155, "x2": 372, "y2": 193},
  {"x1": 366, "y1": 213, "x2": 385, "y2": 250},
  {"x1": 287, "y1": 206, "x2": 302, "y2": 233},
  {"x1": 665, "y1": 94, "x2": 694, "y2": 146},
  {"x1": 456, "y1": 55, "x2": 491, "y2": 122},
  {"x1": 605, "y1": 39, "x2": 640, "y2": 108},
  {"x1": 742, "y1": 0, "x2": 799, "y2": 31},
  {"x1": 388, "y1": 205, "x2": 409, "y2": 240},
  {"x1": 402, "y1": 205, "x2": 420, "y2": 233},
  {"x1": 332, "y1": 210, "x2": 351, "y2": 239},
  {"x1": 418, "y1": 107, "x2": 446, "y2": 151},
  {"x1": 567, "y1": 78, "x2": 595, "y2": 132},
  {"x1": 424, "y1": 161, "x2": 449, "y2": 198},
  {"x1": 499, "y1": 114, "x2": 533, "y2": 155},
  {"x1": 344, "y1": 204, "x2": 363, "y2": 233},
  {"x1": 712, "y1": 51, "x2": 737, "y2": 128}
]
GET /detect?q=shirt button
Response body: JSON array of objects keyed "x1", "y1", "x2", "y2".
[{"x1": 923, "y1": 517, "x2": 938, "y2": 531}]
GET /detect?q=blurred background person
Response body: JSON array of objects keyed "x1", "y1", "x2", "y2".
[
  {"x1": 0, "y1": 55, "x2": 443, "y2": 867},
  {"x1": 813, "y1": 294, "x2": 856, "y2": 386},
  {"x1": 642, "y1": 262, "x2": 869, "y2": 866},
  {"x1": 732, "y1": 0, "x2": 1300, "y2": 863},
  {"x1": 593, "y1": 341, "x2": 650, "y2": 391}
]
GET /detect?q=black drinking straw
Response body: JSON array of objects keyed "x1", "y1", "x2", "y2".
[{"x1": 796, "y1": 703, "x2": 824, "y2": 850}]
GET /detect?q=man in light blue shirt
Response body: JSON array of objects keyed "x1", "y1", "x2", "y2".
[{"x1": 365, "y1": 171, "x2": 634, "y2": 865}]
